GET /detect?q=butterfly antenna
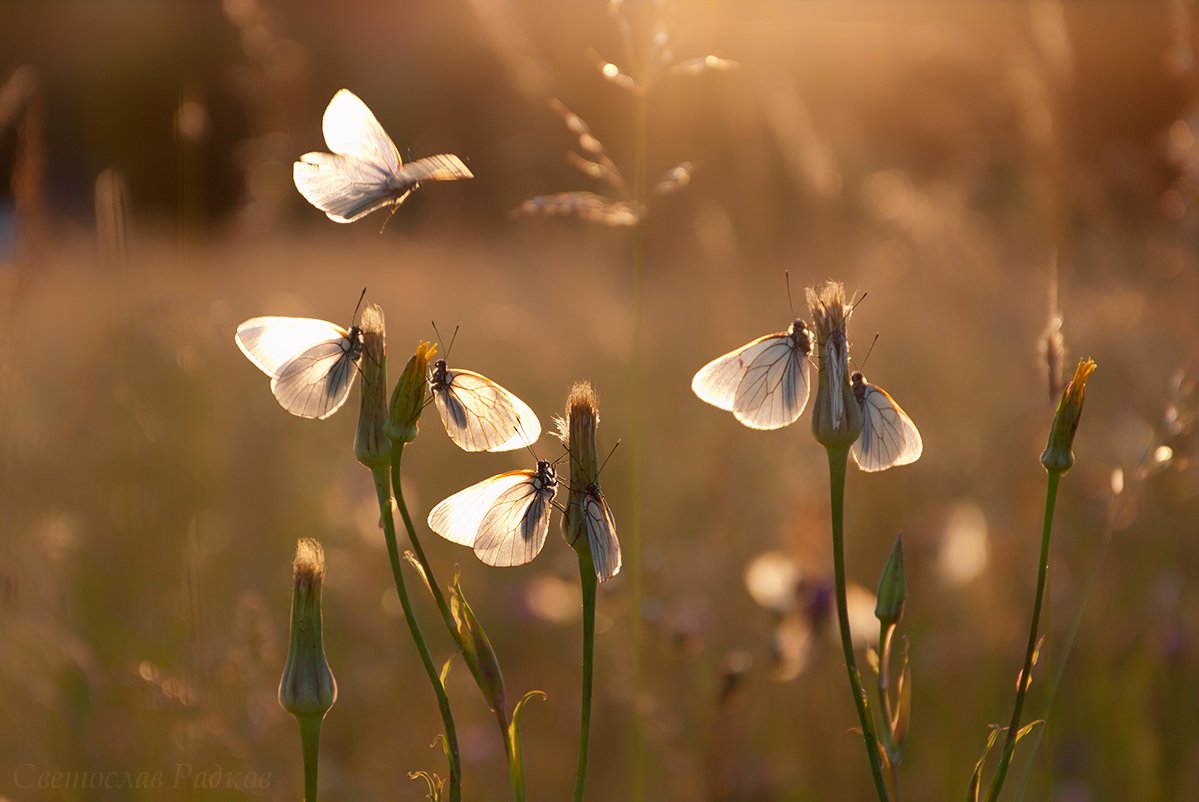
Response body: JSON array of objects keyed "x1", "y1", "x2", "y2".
[
  {"x1": 848, "y1": 291, "x2": 869, "y2": 318},
  {"x1": 855, "y1": 333, "x2": 880, "y2": 371},
  {"x1": 785, "y1": 270, "x2": 797, "y2": 319},
  {"x1": 352, "y1": 287, "x2": 368, "y2": 322},
  {"x1": 596, "y1": 439, "x2": 621, "y2": 479}
]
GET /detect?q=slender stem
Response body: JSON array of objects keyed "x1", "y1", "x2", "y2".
[
  {"x1": 391, "y1": 444, "x2": 524, "y2": 802},
  {"x1": 573, "y1": 550, "x2": 599, "y2": 802},
  {"x1": 370, "y1": 466, "x2": 462, "y2": 802},
  {"x1": 985, "y1": 471, "x2": 1061, "y2": 802},
  {"x1": 628, "y1": 82, "x2": 649, "y2": 802},
  {"x1": 877, "y1": 622, "x2": 900, "y2": 801},
  {"x1": 298, "y1": 717, "x2": 321, "y2": 802},
  {"x1": 826, "y1": 445, "x2": 891, "y2": 802}
]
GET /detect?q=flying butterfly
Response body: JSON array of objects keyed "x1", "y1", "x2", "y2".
[
  {"x1": 428, "y1": 357, "x2": 541, "y2": 452},
  {"x1": 578, "y1": 482, "x2": 622, "y2": 582},
  {"x1": 691, "y1": 318, "x2": 815, "y2": 430},
  {"x1": 293, "y1": 88, "x2": 473, "y2": 224},
  {"x1": 235, "y1": 304, "x2": 365, "y2": 420},
  {"x1": 428, "y1": 459, "x2": 559, "y2": 568},
  {"x1": 850, "y1": 371, "x2": 923, "y2": 472}
]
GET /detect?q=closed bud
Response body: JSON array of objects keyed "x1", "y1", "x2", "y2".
[
  {"x1": 806, "y1": 281, "x2": 862, "y2": 449},
  {"x1": 450, "y1": 573, "x2": 506, "y2": 715},
  {"x1": 387, "y1": 340, "x2": 437, "y2": 444},
  {"x1": 279, "y1": 539, "x2": 337, "y2": 722},
  {"x1": 874, "y1": 534, "x2": 906, "y2": 627},
  {"x1": 354, "y1": 303, "x2": 389, "y2": 469},
  {"x1": 1041, "y1": 358, "x2": 1096, "y2": 475},
  {"x1": 562, "y1": 382, "x2": 600, "y2": 556}
]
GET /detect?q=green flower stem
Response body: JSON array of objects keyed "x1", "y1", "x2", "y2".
[
  {"x1": 298, "y1": 717, "x2": 321, "y2": 802},
  {"x1": 370, "y1": 466, "x2": 462, "y2": 802},
  {"x1": 573, "y1": 548, "x2": 599, "y2": 802},
  {"x1": 826, "y1": 445, "x2": 891, "y2": 802},
  {"x1": 877, "y1": 621, "x2": 900, "y2": 801},
  {"x1": 390, "y1": 443, "x2": 526, "y2": 802},
  {"x1": 985, "y1": 471, "x2": 1061, "y2": 802}
]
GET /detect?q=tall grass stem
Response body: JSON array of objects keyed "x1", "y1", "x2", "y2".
[
  {"x1": 573, "y1": 548, "x2": 599, "y2": 802},
  {"x1": 299, "y1": 717, "x2": 321, "y2": 802}
]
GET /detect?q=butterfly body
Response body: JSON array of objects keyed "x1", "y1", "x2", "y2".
[
  {"x1": 428, "y1": 459, "x2": 559, "y2": 568},
  {"x1": 692, "y1": 318, "x2": 814, "y2": 430},
  {"x1": 235, "y1": 317, "x2": 365, "y2": 420},
  {"x1": 293, "y1": 89, "x2": 473, "y2": 223}
]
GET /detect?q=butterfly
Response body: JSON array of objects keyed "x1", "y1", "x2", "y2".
[
  {"x1": 428, "y1": 358, "x2": 541, "y2": 452},
  {"x1": 579, "y1": 482, "x2": 621, "y2": 582},
  {"x1": 850, "y1": 371, "x2": 922, "y2": 471},
  {"x1": 235, "y1": 315, "x2": 364, "y2": 420},
  {"x1": 691, "y1": 318, "x2": 815, "y2": 430},
  {"x1": 293, "y1": 88, "x2": 473, "y2": 223},
  {"x1": 427, "y1": 459, "x2": 559, "y2": 568}
]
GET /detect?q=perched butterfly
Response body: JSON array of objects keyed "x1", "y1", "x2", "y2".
[
  {"x1": 428, "y1": 358, "x2": 541, "y2": 452},
  {"x1": 850, "y1": 371, "x2": 922, "y2": 472},
  {"x1": 428, "y1": 459, "x2": 559, "y2": 568},
  {"x1": 691, "y1": 319, "x2": 815, "y2": 430},
  {"x1": 293, "y1": 88, "x2": 473, "y2": 223},
  {"x1": 235, "y1": 315, "x2": 364, "y2": 420},
  {"x1": 579, "y1": 482, "x2": 621, "y2": 582}
]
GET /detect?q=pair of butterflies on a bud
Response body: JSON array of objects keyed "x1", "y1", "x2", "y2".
[
  {"x1": 234, "y1": 312, "x2": 538, "y2": 450},
  {"x1": 691, "y1": 317, "x2": 923, "y2": 471},
  {"x1": 234, "y1": 307, "x2": 619, "y2": 580}
]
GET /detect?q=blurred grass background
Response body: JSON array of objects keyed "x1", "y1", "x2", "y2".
[{"x1": 1, "y1": 1, "x2": 1198, "y2": 800}]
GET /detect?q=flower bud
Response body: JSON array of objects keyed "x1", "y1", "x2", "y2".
[
  {"x1": 279, "y1": 539, "x2": 337, "y2": 721},
  {"x1": 806, "y1": 281, "x2": 862, "y2": 449},
  {"x1": 450, "y1": 573, "x2": 507, "y2": 715},
  {"x1": 354, "y1": 303, "x2": 389, "y2": 469},
  {"x1": 1041, "y1": 357, "x2": 1096, "y2": 475},
  {"x1": 387, "y1": 340, "x2": 437, "y2": 445},
  {"x1": 874, "y1": 534, "x2": 906, "y2": 628},
  {"x1": 562, "y1": 382, "x2": 600, "y2": 554}
]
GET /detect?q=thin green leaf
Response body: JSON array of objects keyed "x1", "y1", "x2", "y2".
[{"x1": 968, "y1": 727, "x2": 1001, "y2": 802}]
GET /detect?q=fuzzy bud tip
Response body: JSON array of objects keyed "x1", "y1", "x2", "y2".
[
  {"x1": 387, "y1": 340, "x2": 437, "y2": 445},
  {"x1": 1041, "y1": 357, "x2": 1096, "y2": 475},
  {"x1": 354, "y1": 303, "x2": 390, "y2": 469},
  {"x1": 279, "y1": 538, "x2": 337, "y2": 722},
  {"x1": 806, "y1": 281, "x2": 862, "y2": 448}
]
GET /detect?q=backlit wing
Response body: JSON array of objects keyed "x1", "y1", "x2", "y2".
[
  {"x1": 852, "y1": 384, "x2": 922, "y2": 472},
  {"x1": 583, "y1": 488, "x2": 621, "y2": 582},
  {"x1": 235, "y1": 317, "x2": 352, "y2": 376},
  {"x1": 293, "y1": 152, "x2": 404, "y2": 223},
  {"x1": 692, "y1": 332, "x2": 809, "y2": 430},
  {"x1": 396, "y1": 154, "x2": 473, "y2": 186},
  {"x1": 472, "y1": 478, "x2": 556, "y2": 567},
  {"x1": 321, "y1": 89, "x2": 401, "y2": 174},
  {"x1": 428, "y1": 470, "x2": 535, "y2": 547},
  {"x1": 434, "y1": 368, "x2": 541, "y2": 452},
  {"x1": 269, "y1": 338, "x2": 360, "y2": 420}
]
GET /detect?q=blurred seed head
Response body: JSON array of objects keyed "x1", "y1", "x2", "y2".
[{"x1": 279, "y1": 539, "x2": 337, "y2": 721}]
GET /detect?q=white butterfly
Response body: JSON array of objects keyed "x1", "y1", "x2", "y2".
[
  {"x1": 293, "y1": 88, "x2": 473, "y2": 223},
  {"x1": 428, "y1": 358, "x2": 541, "y2": 452},
  {"x1": 428, "y1": 459, "x2": 559, "y2": 568},
  {"x1": 850, "y1": 371, "x2": 922, "y2": 472},
  {"x1": 579, "y1": 482, "x2": 621, "y2": 582},
  {"x1": 691, "y1": 319, "x2": 815, "y2": 430},
  {"x1": 235, "y1": 316, "x2": 364, "y2": 420}
]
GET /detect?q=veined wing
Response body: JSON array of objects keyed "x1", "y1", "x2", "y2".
[
  {"x1": 851, "y1": 376, "x2": 922, "y2": 472},
  {"x1": 434, "y1": 368, "x2": 541, "y2": 452},
  {"x1": 395, "y1": 154, "x2": 473, "y2": 188},
  {"x1": 428, "y1": 470, "x2": 534, "y2": 547},
  {"x1": 269, "y1": 337, "x2": 361, "y2": 420},
  {"x1": 236, "y1": 317, "x2": 353, "y2": 377},
  {"x1": 692, "y1": 331, "x2": 809, "y2": 430},
  {"x1": 321, "y1": 88, "x2": 401, "y2": 175},
  {"x1": 583, "y1": 485, "x2": 621, "y2": 582},
  {"x1": 293, "y1": 152, "x2": 405, "y2": 223},
  {"x1": 472, "y1": 475, "x2": 556, "y2": 567}
]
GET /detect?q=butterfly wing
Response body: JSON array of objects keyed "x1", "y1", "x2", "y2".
[
  {"x1": 692, "y1": 332, "x2": 809, "y2": 430},
  {"x1": 321, "y1": 89, "x2": 401, "y2": 174},
  {"x1": 235, "y1": 317, "x2": 360, "y2": 420},
  {"x1": 396, "y1": 154, "x2": 474, "y2": 187},
  {"x1": 472, "y1": 475, "x2": 555, "y2": 567},
  {"x1": 428, "y1": 470, "x2": 534, "y2": 547},
  {"x1": 852, "y1": 384, "x2": 923, "y2": 472},
  {"x1": 583, "y1": 488, "x2": 622, "y2": 582},
  {"x1": 293, "y1": 152, "x2": 405, "y2": 223},
  {"x1": 434, "y1": 368, "x2": 542, "y2": 452}
]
